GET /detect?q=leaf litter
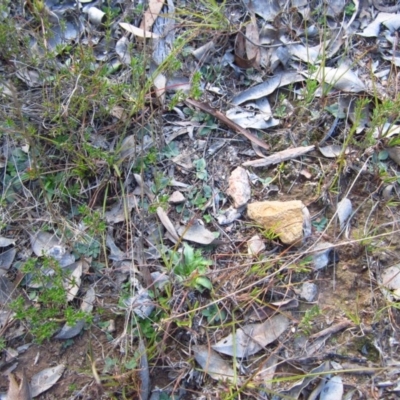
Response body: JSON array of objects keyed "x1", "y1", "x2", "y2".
[{"x1": 2, "y1": 0, "x2": 400, "y2": 398}]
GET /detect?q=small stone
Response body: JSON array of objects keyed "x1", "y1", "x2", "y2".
[
  {"x1": 168, "y1": 191, "x2": 186, "y2": 204},
  {"x1": 299, "y1": 282, "x2": 317, "y2": 302},
  {"x1": 247, "y1": 200, "x2": 308, "y2": 245},
  {"x1": 226, "y1": 167, "x2": 251, "y2": 208}
]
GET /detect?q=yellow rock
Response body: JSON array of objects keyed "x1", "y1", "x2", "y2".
[{"x1": 247, "y1": 200, "x2": 307, "y2": 245}]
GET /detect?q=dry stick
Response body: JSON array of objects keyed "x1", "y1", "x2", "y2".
[
  {"x1": 185, "y1": 98, "x2": 270, "y2": 151},
  {"x1": 309, "y1": 319, "x2": 355, "y2": 340}
]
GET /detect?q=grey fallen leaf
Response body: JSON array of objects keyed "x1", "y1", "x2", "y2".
[
  {"x1": 192, "y1": 41, "x2": 215, "y2": 61},
  {"x1": 47, "y1": 19, "x2": 81, "y2": 51},
  {"x1": 226, "y1": 167, "x2": 251, "y2": 208},
  {"x1": 156, "y1": 207, "x2": 179, "y2": 242},
  {"x1": 193, "y1": 345, "x2": 238, "y2": 382},
  {"x1": 312, "y1": 242, "x2": 334, "y2": 270},
  {"x1": 118, "y1": 135, "x2": 136, "y2": 160},
  {"x1": 30, "y1": 365, "x2": 65, "y2": 398},
  {"x1": 256, "y1": 353, "x2": 278, "y2": 389},
  {"x1": 319, "y1": 145, "x2": 345, "y2": 158},
  {"x1": 372, "y1": 123, "x2": 400, "y2": 138},
  {"x1": 7, "y1": 369, "x2": 31, "y2": 400},
  {"x1": 124, "y1": 287, "x2": 154, "y2": 318},
  {"x1": 105, "y1": 194, "x2": 138, "y2": 224},
  {"x1": 106, "y1": 234, "x2": 126, "y2": 261},
  {"x1": 232, "y1": 71, "x2": 304, "y2": 105},
  {"x1": 326, "y1": 0, "x2": 345, "y2": 16},
  {"x1": 177, "y1": 221, "x2": 216, "y2": 245},
  {"x1": 217, "y1": 207, "x2": 243, "y2": 225},
  {"x1": 288, "y1": 43, "x2": 321, "y2": 63},
  {"x1": 320, "y1": 375, "x2": 344, "y2": 400},
  {"x1": 0, "y1": 248, "x2": 16, "y2": 276},
  {"x1": 115, "y1": 36, "x2": 131, "y2": 65},
  {"x1": 226, "y1": 108, "x2": 279, "y2": 129},
  {"x1": 245, "y1": 0, "x2": 280, "y2": 21},
  {"x1": 387, "y1": 147, "x2": 400, "y2": 166},
  {"x1": 138, "y1": 338, "x2": 150, "y2": 400},
  {"x1": 152, "y1": 0, "x2": 175, "y2": 65},
  {"x1": 54, "y1": 319, "x2": 85, "y2": 340},
  {"x1": 0, "y1": 237, "x2": 15, "y2": 247},
  {"x1": 382, "y1": 14, "x2": 400, "y2": 31},
  {"x1": 30, "y1": 232, "x2": 64, "y2": 258},
  {"x1": 212, "y1": 314, "x2": 289, "y2": 357},
  {"x1": 337, "y1": 198, "x2": 352, "y2": 230},
  {"x1": 281, "y1": 361, "x2": 331, "y2": 399},
  {"x1": 150, "y1": 271, "x2": 170, "y2": 290},
  {"x1": 0, "y1": 276, "x2": 15, "y2": 305},
  {"x1": 15, "y1": 68, "x2": 43, "y2": 87},
  {"x1": 248, "y1": 235, "x2": 265, "y2": 256},
  {"x1": 359, "y1": 12, "x2": 400, "y2": 37},
  {"x1": 243, "y1": 145, "x2": 315, "y2": 167},
  {"x1": 55, "y1": 287, "x2": 95, "y2": 339},
  {"x1": 307, "y1": 65, "x2": 365, "y2": 93},
  {"x1": 133, "y1": 173, "x2": 155, "y2": 202},
  {"x1": 119, "y1": 22, "x2": 160, "y2": 39},
  {"x1": 153, "y1": 73, "x2": 167, "y2": 103},
  {"x1": 63, "y1": 261, "x2": 82, "y2": 302},
  {"x1": 381, "y1": 264, "x2": 400, "y2": 300}
]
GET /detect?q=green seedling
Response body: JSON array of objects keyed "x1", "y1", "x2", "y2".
[
  {"x1": 9, "y1": 257, "x2": 92, "y2": 343},
  {"x1": 169, "y1": 243, "x2": 213, "y2": 292},
  {"x1": 298, "y1": 305, "x2": 322, "y2": 336}
]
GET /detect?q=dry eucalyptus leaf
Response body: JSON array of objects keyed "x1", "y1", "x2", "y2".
[
  {"x1": 15, "y1": 68, "x2": 43, "y2": 87},
  {"x1": 115, "y1": 36, "x2": 131, "y2": 65},
  {"x1": 0, "y1": 247, "x2": 16, "y2": 276},
  {"x1": 232, "y1": 71, "x2": 304, "y2": 105},
  {"x1": 0, "y1": 237, "x2": 15, "y2": 247},
  {"x1": 381, "y1": 264, "x2": 400, "y2": 300},
  {"x1": 309, "y1": 65, "x2": 366, "y2": 93},
  {"x1": 177, "y1": 221, "x2": 216, "y2": 245},
  {"x1": 156, "y1": 207, "x2": 179, "y2": 242},
  {"x1": 243, "y1": 145, "x2": 315, "y2": 167},
  {"x1": 255, "y1": 354, "x2": 278, "y2": 389},
  {"x1": 319, "y1": 376, "x2": 343, "y2": 400},
  {"x1": 245, "y1": 18, "x2": 260, "y2": 68},
  {"x1": 106, "y1": 233, "x2": 126, "y2": 261},
  {"x1": 226, "y1": 107, "x2": 279, "y2": 129},
  {"x1": 133, "y1": 173, "x2": 155, "y2": 201},
  {"x1": 153, "y1": 72, "x2": 167, "y2": 103},
  {"x1": 319, "y1": 144, "x2": 345, "y2": 158},
  {"x1": 118, "y1": 135, "x2": 136, "y2": 160},
  {"x1": 63, "y1": 261, "x2": 82, "y2": 302},
  {"x1": 55, "y1": 287, "x2": 95, "y2": 339},
  {"x1": 139, "y1": 0, "x2": 164, "y2": 32},
  {"x1": 337, "y1": 198, "x2": 352, "y2": 230},
  {"x1": 7, "y1": 369, "x2": 31, "y2": 400},
  {"x1": 30, "y1": 365, "x2": 65, "y2": 398},
  {"x1": 245, "y1": 0, "x2": 280, "y2": 21},
  {"x1": 212, "y1": 314, "x2": 289, "y2": 357},
  {"x1": 119, "y1": 22, "x2": 160, "y2": 39},
  {"x1": 105, "y1": 194, "x2": 138, "y2": 224},
  {"x1": 280, "y1": 362, "x2": 331, "y2": 399},
  {"x1": 30, "y1": 232, "x2": 64, "y2": 257},
  {"x1": 247, "y1": 235, "x2": 265, "y2": 256},
  {"x1": 193, "y1": 345, "x2": 238, "y2": 382},
  {"x1": 388, "y1": 147, "x2": 400, "y2": 166}
]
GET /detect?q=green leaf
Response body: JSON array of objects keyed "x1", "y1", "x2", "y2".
[
  {"x1": 183, "y1": 243, "x2": 195, "y2": 266},
  {"x1": 195, "y1": 276, "x2": 212, "y2": 291}
]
